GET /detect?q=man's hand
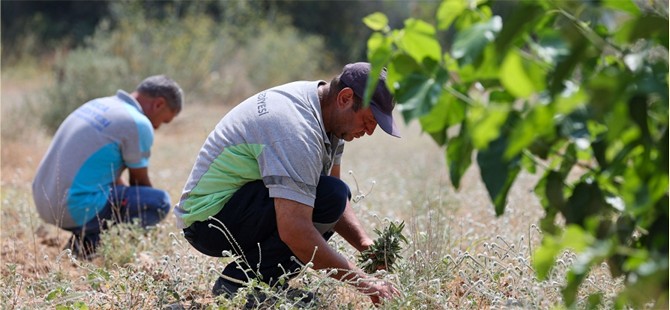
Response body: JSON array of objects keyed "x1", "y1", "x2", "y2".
[
  {"x1": 358, "y1": 278, "x2": 401, "y2": 306},
  {"x1": 274, "y1": 198, "x2": 400, "y2": 306}
]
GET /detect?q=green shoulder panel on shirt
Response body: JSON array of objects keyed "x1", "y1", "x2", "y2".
[{"x1": 180, "y1": 143, "x2": 265, "y2": 226}]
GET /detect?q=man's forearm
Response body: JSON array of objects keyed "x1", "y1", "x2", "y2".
[
  {"x1": 280, "y1": 216, "x2": 375, "y2": 290},
  {"x1": 128, "y1": 167, "x2": 152, "y2": 187},
  {"x1": 334, "y1": 202, "x2": 373, "y2": 252},
  {"x1": 275, "y1": 198, "x2": 372, "y2": 285},
  {"x1": 115, "y1": 177, "x2": 128, "y2": 186}
]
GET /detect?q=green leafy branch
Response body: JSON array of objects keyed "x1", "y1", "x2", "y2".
[
  {"x1": 358, "y1": 221, "x2": 408, "y2": 274},
  {"x1": 363, "y1": 0, "x2": 669, "y2": 308}
]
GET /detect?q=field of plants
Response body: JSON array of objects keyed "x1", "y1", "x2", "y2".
[
  {"x1": 1, "y1": 73, "x2": 622, "y2": 309},
  {"x1": 1, "y1": 0, "x2": 666, "y2": 309}
]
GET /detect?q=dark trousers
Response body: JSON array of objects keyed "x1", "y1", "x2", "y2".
[
  {"x1": 65, "y1": 185, "x2": 171, "y2": 248},
  {"x1": 183, "y1": 176, "x2": 349, "y2": 285}
]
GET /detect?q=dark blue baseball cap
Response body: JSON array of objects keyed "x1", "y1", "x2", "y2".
[{"x1": 339, "y1": 62, "x2": 401, "y2": 138}]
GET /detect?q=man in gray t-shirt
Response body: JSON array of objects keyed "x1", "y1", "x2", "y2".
[
  {"x1": 33, "y1": 75, "x2": 183, "y2": 259},
  {"x1": 176, "y1": 63, "x2": 401, "y2": 306}
]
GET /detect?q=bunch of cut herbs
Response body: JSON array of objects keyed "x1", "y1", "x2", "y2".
[{"x1": 358, "y1": 221, "x2": 408, "y2": 273}]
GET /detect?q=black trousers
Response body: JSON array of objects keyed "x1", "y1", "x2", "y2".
[{"x1": 183, "y1": 176, "x2": 349, "y2": 285}]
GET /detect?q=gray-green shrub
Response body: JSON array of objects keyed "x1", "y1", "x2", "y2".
[
  {"x1": 37, "y1": 5, "x2": 335, "y2": 133},
  {"x1": 41, "y1": 49, "x2": 131, "y2": 134},
  {"x1": 243, "y1": 22, "x2": 332, "y2": 89}
]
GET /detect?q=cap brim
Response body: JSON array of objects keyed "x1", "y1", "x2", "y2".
[{"x1": 370, "y1": 104, "x2": 401, "y2": 138}]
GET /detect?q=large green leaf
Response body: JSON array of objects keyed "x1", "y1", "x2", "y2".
[
  {"x1": 601, "y1": 0, "x2": 641, "y2": 14},
  {"x1": 419, "y1": 92, "x2": 465, "y2": 146},
  {"x1": 505, "y1": 105, "x2": 554, "y2": 159},
  {"x1": 500, "y1": 49, "x2": 543, "y2": 98},
  {"x1": 545, "y1": 171, "x2": 566, "y2": 211},
  {"x1": 363, "y1": 12, "x2": 389, "y2": 31},
  {"x1": 443, "y1": 92, "x2": 466, "y2": 127},
  {"x1": 447, "y1": 124, "x2": 473, "y2": 189},
  {"x1": 397, "y1": 19, "x2": 442, "y2": 63},
  {"x1": 628, "y1": 15, "x2": 669, "y2": 47},
  {"x1": 562, "y1": 181, "x2": 607, "y2": 226},
  {"x1": 436, "y1": 0, "x2": 467, "y2": 30},
  {"x1": 604, "y1": 99, "x2": 636, "y2": 145},
  {"x1": 474, "y1": 44, "x2": 503, "y2": 81},
  {"x1": 396, "y1": 73, "x2": 443, "y2": 122},
  {"x1": 386, "y1": 54, "x2": 422, "y2": 90},
  {"x1": 365, "y1": 33, "x2": 393, "y2": 107},
  {"x1": 418, "y1": 96, "x2": 449, "y2": 135},
  {"x1": 557, "y1": 143, "x2": 578, "y2": 177},
  {"x1": 535, "y1": 170, "x2": 565, "y2": 234},
  {"x1": 660, "y1": 128, "x2": 669, "y2": 173},
  {"x1": 477, "y1": 135, "x2": 521, "y2": 215},
  {"x1": 494, "y1": 2, "x2": 544, "y2": 54},
  {"x1": 533, "y1": 233, "x2": 561, "y2": 280},
  {"x1": 500, "y1": 51, "x2": 535, "y2": 98},
  {"x1": 468, "y1": 104, "x2": 509, "y2": 149},
  {"x1": 451, "y1": 16, "x2": 502, "y2": 66},
  {"x1": 627, "y1": 94, "x2": 651, "y2": 143},
  {"x1": 420, "y1": 89, "x2": 466, "y2": 129}
]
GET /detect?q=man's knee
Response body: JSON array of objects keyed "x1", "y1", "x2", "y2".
[
  {"x1": 314, "y1": 176, "x2": 350, "y2": 223},
  {"x1": 154, "y1": 190, "x2": 171, "y2": 219}
]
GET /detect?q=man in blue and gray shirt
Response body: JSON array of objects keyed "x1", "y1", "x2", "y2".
[
  {"x1": 175, "y1": 63, "x2": 401, "y2": 306},
  {"x1": 33, "y1": 75, "x2": 183, "y2": 259}
]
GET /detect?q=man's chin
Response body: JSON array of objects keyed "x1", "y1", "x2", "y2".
[{"x1": 343, "y1": 136, "x2": 355, "y2": 142}]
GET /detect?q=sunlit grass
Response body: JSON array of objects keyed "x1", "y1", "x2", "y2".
[{"x1": 1, "y1": 167, "x2": 625, "y2": 309}]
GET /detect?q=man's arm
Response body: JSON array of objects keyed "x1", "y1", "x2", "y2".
[
  {"x1": 128, "y1": 167, "x2": 152, "y2": 187},
  {"x1": 115, "y1": 174, "x2": 128, "y2": 187},
  {"x1": 274, "y1": 197, "x2": 398, "y2": 305},
  {"x1": 330, "y1": 164, "x2": 341, "y2": 179},
  {"x1": 333, "y1": 201, "x2": 374, "y2": 252},
  {"x1": 329, "y1": 164, "x2": 373, "y2": 251}
]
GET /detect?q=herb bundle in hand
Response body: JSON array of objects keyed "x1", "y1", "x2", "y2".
[{"x1": 358, "y1": 221, "x2": 408, "y2": 273}]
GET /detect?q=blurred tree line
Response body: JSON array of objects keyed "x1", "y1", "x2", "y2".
[
  {"x1": 1, "y1": 0, "x2": 440, "y2": 65},
  {"x1": 1, "y1": 0, "x2": 443, "y2": 135}
]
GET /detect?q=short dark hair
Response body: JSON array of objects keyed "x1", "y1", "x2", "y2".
[{"x1": 136, "y1": 75, "x2": 183, "y2": 112}]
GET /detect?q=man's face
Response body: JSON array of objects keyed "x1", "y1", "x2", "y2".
[
  {"x1": 332, "y1": 103, "x2": 378, "y2": 142},
  {"x1": 151, "y1": 107, "x2": 178, "y2": 129},
  {"x1": 148, "y1": 97, "x2": 179, "y2": 129}
]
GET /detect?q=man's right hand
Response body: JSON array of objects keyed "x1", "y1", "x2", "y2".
[
  {"x1": 358, "y1": 278, "x2": 400, "y2": 306},
  {"x1": 274, "y1": 198, "x2": 400, "y2": 306}
]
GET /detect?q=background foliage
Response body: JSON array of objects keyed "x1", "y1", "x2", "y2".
[
  {"x1": 364, "y1": 0, "x2": 668, "y2": 308},
  {"x1": 2, "y1": 0, "x2": 443, "y2": 134},
  {"x1": 1, "y1": 0, "x2": 434, "y2": 66}
]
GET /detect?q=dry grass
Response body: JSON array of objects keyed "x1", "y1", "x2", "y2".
[{"x1": 1, "y1": 70, "x2": 624, "y2": 309}]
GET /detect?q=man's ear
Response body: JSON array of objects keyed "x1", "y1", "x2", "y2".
[
  {"x1": 337, "y1": 88, "x2": 355, "y2": 108},
  {"x1": 153, "y1": 97, "x2": 167, "y2": 111}
]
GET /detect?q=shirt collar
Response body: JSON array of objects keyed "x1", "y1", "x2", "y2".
[
  {"x1": 116, "y1": 90, "x2": 144, "y2": 114},
  {"x1": 311, "y1": 80, "x2": 333, "y2": 147}
]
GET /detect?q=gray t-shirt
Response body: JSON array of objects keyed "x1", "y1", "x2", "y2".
[
  {"x1": 174, "y1": 81, "x2": 344, "y2": 228},
  {"x1": 32, "y1": 90, "x2": 153, "y2": 228}
]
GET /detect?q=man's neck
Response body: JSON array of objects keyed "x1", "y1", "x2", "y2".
[{"x1": 318, "y1": 83, "x2": 332, "y2": 135}]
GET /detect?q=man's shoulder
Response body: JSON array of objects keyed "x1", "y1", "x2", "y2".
[{"x1": 82, "y1": 94, "x2": 152, "y2": 134}]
